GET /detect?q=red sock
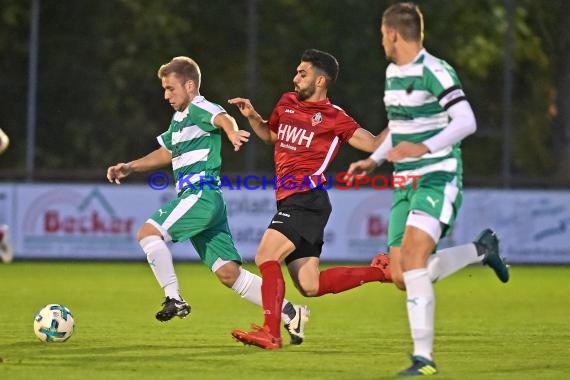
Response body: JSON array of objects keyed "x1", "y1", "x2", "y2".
[
  {"x1": 316, "y1": 266, "x2": 386, "y2": 296},
  {"x1": 259, "y1": 261, "x2": 285, "y2": 338}
]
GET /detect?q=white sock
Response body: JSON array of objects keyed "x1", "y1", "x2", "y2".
[
  {"x1": 139, "y1": 236, "x2": 181, "y2": 300},
  {"x1": 231, "y1": 267, "x2": 292, "y2": 323},
  {"x1": 428, "y1": 243, "x2": 482, "y2": 282},
  {"x1": 403, "y1": 268, "x2": 435, "y2": 361}
]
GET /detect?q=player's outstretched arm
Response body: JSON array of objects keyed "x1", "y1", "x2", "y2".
[
  {"x1": 106, "y1": 163, "x2": 132, "y2": 184},
  {"x1": 347, "y1": 128, "x2": 380, "y2": 153},
  {"x1": 374, "y1": 128, "x2": 390, "y2": 150},
  {"x1": 347, "y1": 158, "x2": 378, "y2": 177},
  {"x1": 213, "y1": 113, "x2": 250, "y2": 152},
  {"x1": 228, "y1": 97, "x2": 275, "y2": 144},
  {"x1": 106, "y1": 147, "x2": 171, "y2": 184},
  {"x1": 346, "y1": 128, "x2": 392, "y2": 176}
]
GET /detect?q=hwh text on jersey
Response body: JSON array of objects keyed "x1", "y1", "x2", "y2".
[{"x1": 277, "y1": 123, "x2": 314, "y2": 148}]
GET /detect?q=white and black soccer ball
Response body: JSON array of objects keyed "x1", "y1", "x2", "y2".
[{"x1": 33, "y1": 304, "x2": 75, "y2": 343}]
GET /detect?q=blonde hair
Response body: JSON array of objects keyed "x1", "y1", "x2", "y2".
[{"x1": 157, "y1": 56, "x2": 201, "y2": 89}]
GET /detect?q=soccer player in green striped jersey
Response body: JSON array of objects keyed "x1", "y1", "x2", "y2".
[
  {"x1": 348, "y1": 3, "x2": 509, "y2": 376},
  {"x1": 106, "y1": 56, "x2": 310, "y2": 345}
]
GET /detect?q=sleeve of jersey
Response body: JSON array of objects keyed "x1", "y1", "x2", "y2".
[
  {"x1": 423, "y1": 101, "x2": 476, "y2": 153},
  {"x1": 335, "y1": 110, "x2": 360, "y2": 142},
  {"x1": 157, "y1": 128, "x2": 173, "y2": 153},
  {"x1": 268, "y1": 106, "x2": 281, "y2": 133},
  {"x1": 423, "y1": 66, "x2": 476, "y2": 152},
  {"x1": 268, "y1": 94, "x2": 289, "y2": 133},
  {"x1": 424, "y1": 65, "x2": 467, "y2": 110},
  {"x1": 191, "y1": 102, "x2": 225, "y2": 132}
]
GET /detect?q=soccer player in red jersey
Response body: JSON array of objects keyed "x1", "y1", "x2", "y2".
[{"x1": 228, "y1": 49, "x2": 391, "y2": 349}]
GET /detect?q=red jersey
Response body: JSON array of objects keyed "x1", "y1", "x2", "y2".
[{"x1": 268, "y1": 92, "x2": 359, "y2": 200}]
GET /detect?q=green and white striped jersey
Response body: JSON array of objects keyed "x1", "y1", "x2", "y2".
[
  {"x1": 158, "y1": 96, "x2": 225, "y2": 195},
  {"x1": 385, "y1": 48, "x2": 465, "y2": 178}
]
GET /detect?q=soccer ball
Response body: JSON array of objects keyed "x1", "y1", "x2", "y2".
[{"x1": 33, "y1": 304, "x2": 75, "y2": 343}]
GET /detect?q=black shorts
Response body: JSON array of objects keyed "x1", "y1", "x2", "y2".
[{"x1": 268, "y1": 188, "x2": 332, "y2": 265}]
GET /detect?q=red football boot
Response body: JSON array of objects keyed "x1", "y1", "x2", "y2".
[{"x1": 231, "y1": 324, "x2": 282, "y2": 350}]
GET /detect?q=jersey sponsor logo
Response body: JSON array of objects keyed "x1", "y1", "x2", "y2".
[
  {"x1": 279, "y1": 142, "x2": 297, "y2": 151},
  {"x1": 271, "y1": 220, "x2": 284, "y2": 224},
  {"x1": 278, "y1": 212, "x2": 290, "y2": 217},
  {"x1": 311, "y1": 112, "x2": 323, "y2": 126},
  {"x1": 157, "y1": 209, "x2": 166, "y2": 216},
  {"x1": 277, "y1": 123, "x2": 315, "y2": 148},
  {"x1": 285, "y1": 108, "x2": 295, "y2": 114}
]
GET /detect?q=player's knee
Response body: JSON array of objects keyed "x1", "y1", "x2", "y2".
[
  {"x1": 136, "y1": 223, "x2": 160, "y2": 242},
  {"x1": 399, "y1": 245, "x2": 414, "y2": 261},
  {"x1": 298, "y1": 285, "x2": 319, "y2": 297},
  {"x1": 399, "y1": 247, "x2": 426, "y2": 272},
  {"x1": 136, "y1": 227, "x2": 145, "y2": 242},
  {"x1": 215, "y1": 263, "x2": 240, "y2": 288},
  {"x1": 216, "y1": 271, "x2": 237, "y2": 288},
  {"x1": 293, "y1": 280, "x2": 319, "y2": 297}
]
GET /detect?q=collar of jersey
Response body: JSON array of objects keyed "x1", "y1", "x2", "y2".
[{"x1": 173, "y1": 96, "x2": 206, "y2": 122}]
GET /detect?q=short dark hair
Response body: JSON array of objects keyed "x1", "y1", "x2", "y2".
[
  {"x1": 157, "y1": 56, "x2": 201, "y2": 89},
  {"x1": 382, "y1": 2, "x2": 424, "y2": 43},
  {"x1": 301, "y1": 49, "x2": 339, "y2": 84}
]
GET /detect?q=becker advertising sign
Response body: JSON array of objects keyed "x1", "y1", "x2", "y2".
[{"x1": 16, "y1": 186, "x2": 138, "y2": 259}]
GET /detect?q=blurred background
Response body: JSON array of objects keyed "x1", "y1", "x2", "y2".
[
  {"x1": 2, "y1": 0, "x2": 569, "y2": 185},
  {"x1": 0, "y1": 0, "x2": 568, "y2": 263}
]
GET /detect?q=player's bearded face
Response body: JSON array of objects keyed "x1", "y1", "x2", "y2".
[
  {"x1": 295, "y1": 81, "x2": 316, "y2": 101},
  {"x1": 293, "y1": 62, "x2": 318, "y2": 101}
]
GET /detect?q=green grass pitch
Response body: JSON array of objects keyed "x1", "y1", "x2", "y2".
[{"x1": 0, "y1": 262, "x2": 569, "y2": 379}]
